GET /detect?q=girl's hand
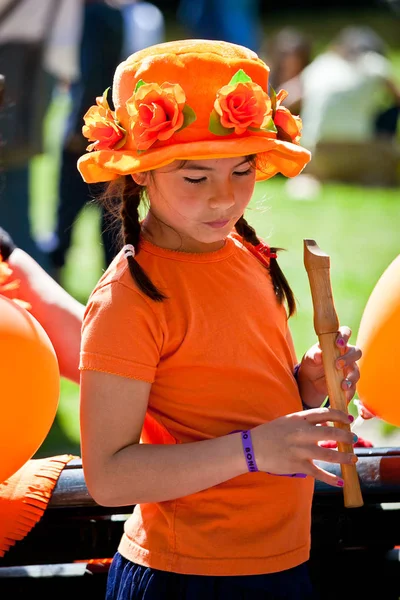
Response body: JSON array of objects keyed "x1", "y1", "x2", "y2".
[
  {"x1": 252, "y1": 407, "x2": 357, "y2": 487},
  {"x1": 297, "y1": 325, "x2": 362, "y2": 408}
]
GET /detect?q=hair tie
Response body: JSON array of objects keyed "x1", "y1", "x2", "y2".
[
  {"x1": 123, "y1": 244, "x2": 135, "y2": 259},
  {"x1": 253, "y1": 243, "x2": 277, "y2": 260}
]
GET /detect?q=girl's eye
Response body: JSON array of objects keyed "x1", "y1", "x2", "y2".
[
  {"x1": 234, "y1": 168, "x2": 253, "y2": 177},
  {"x1": 183, "y1": 177, "x2": 207, "y2": 185}
]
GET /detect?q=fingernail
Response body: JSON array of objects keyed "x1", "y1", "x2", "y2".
[
  {"x1": 348, "y1": 415, "x2": 354, "y2": 422},
  {"x1": 353, "y1": 434, "x2": 359, "y2": 443},
  {"x1": 344, "y1": 379, "x2": 352, "y2": 389},
  {"x1": 337, "y1": 338, "x2": 345, "y2": 347},
  {"x1": 337, "y1": 479, "x2": 344, "y2": 487},
  {"x1": 337, "y1": 359, "x2": 345, "y2": 369}
]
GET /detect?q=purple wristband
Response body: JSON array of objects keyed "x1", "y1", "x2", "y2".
[
  {"x1": 230, "y1": 429, "x2": 306, "y2": 478},
  {"x1": 240, "y1": 430, "x2": 259, "y2": 472}
]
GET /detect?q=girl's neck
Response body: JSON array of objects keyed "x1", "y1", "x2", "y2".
[{"x1": 141, "y1": 215, "x2": 226, "y2": 254}]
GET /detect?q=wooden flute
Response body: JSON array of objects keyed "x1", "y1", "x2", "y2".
[{"x1": 303, "y1": 239, "x2": 363, "y2": 508}]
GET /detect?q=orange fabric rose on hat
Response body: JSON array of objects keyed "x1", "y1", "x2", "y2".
[
  {"x1": 127, "y1": 81, "x2": 196, "y2": 151},
  {"x1": 273, "y1": 89, "x2": 302, "y2": 145},
  {"x1": 83, "y1": 90, "x2": 127, "y2": 151},
  {"x1": 210, "y1": 70, "x2": 276, "y2": 136}
]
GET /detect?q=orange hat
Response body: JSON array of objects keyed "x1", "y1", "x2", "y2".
[{"x1": 77, "y1": 39, "x2": 311, "y2": 184}]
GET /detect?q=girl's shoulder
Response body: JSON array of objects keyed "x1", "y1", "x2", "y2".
[
  {"x1": 83, "y1": 250, "x2": 160, "y2": 329},
  {"x1": 87, "y1": 249, "x2": 142, "y2": 304}
]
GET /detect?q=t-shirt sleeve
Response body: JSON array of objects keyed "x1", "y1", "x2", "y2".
[{"x1": 79, "y1": 280, "x2": 163, "y2": 382}]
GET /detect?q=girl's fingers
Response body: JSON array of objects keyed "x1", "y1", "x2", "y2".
[
  {"x1": 300, "y1": 407, "x2": 354, "y2": 426},
  {"x1": 335, "y1": 346, "x2": 363, "y2": 370},
  {"x1": 342, "y1": 371, "x2": 360, "y2": 401},
  {"x1": 310, "y1": 424, "x2": 356, "y2": 446},
  {"x1": 316, "y1": 445, "x2": 358, "y2": 466},
  {"x1": 335, "y1": 349, "x2": 361, "y2": 401},
  {"x1": 344, "y1": 381, "x2": 356, "y2": 401},
  {"x1": 309, "y1": 464, "x2": 346, "y2": 488},
  {"x1": 336, "y1": 326, "x2": 352, "y2": 348}
]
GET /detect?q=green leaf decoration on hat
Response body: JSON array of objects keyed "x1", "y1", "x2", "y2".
[
  {"x1": 134, "y1": 79, "x2": 147, "y2": 93},
  {"x1": 270, "y1": 86, "x2": 277, "y2": 116},
  {"x1": 228, "y1": 69, "x2": 253, "y2": 85},
  {"x1": 209, "y1": 110, "x2": 235, "y2": 136},
  {"x1": 103, "y1": 87, "x2": 111, "y2": 105},
  {"x1": 102, "y1": 86, "x2": 127, "y2": 146},
  {"x1": 181, "y1": 104, "x2": 197, "y2": 130},
  {"x1": 248, "y1": 118, "x2": 277, "y2": 134}
]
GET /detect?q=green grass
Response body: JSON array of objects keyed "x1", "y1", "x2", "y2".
[
  {"x1": 32, "y1": 10, "x2": 400, "y2": 455},
  {"x1": 249, "y1": 177, "x2": 400, "y2": 350}
]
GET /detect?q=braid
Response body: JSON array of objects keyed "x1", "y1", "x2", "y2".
[
  {"x1": 120, "y1": 178, "x2": 141, "y2": 248},
  {"x1": 120, "y1": 177, "x2": 167, "y2": 302},
  {"x1": 234, "y1": 215, "x2": 259, "y2": 245},
  {"x1": 235, "y1": 215, "x2": 296, "y2": 317}
]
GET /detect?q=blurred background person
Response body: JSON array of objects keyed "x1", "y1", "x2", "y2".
[
  {"x1": 283, "y1": 25, "x2": 400, "y2": 187},
  {"x1": 261, "y1": 27, "x2": 312, "y2": 116},
  {"x1": 41, "y1": 0, "x2": 124, "y2": 281},
  {"x1": 0, "y1": 0, "x2": 82, "y2": 268},
  {"x1": 176, "y1": 0, "x2": 262, "y2": 52},
  {"x1": 42, "y1": 0, "x2": 165, "y2": 282},
  {"x1": 121, "y1": 0, "x2": 165, "y2": 56}
]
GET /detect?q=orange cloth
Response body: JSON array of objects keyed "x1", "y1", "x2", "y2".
[
  {"x1": 0, "y1": 454, "x2": 76, "y2": 558},
  {"x1": 0, "y1": 252, "x2": 30, "y2": 309},
  {"x1": 80, "y1": 236, "x2": 315, "y2": 576}
]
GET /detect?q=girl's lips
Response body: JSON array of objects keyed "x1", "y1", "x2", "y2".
[{"x1": 204, "y1": 219, "x2": 230, "y2": 229}]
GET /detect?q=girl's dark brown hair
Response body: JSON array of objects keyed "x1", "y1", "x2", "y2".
[
  {"x1": 99, "y1": 157, "x2": 296, "y2": 314},
  {"x1": 234, "y1": 216, "x2": 296, "y2": 316},
  {"x1": 234, "y1": 155, "x2": 296, "y2": 316},
  {"x1": 101, "y1": 175, "x2": 167, "y2": 301}
]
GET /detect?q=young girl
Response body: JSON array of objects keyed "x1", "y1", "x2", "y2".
[{"x1": 78, "y1": 40, "x2": 362, "y2": 599}]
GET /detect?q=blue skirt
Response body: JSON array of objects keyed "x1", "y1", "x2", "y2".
[{"x1": 106, "y1": 552, "x2": 318, "y2": 600}]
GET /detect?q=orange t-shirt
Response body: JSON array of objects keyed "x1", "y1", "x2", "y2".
[{"x1": 80, "y1": 235, "x2": 314, "y2": 576}]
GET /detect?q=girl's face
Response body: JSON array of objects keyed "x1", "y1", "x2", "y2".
[{"x1": 134, "y1": 157, "x2": 257, "y2": 253}]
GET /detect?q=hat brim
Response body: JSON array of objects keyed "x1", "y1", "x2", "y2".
[{"x1": 77, "y1": 137, "x2": 311, "y2": 184}]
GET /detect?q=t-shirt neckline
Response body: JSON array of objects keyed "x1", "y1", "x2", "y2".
[{"x1": 139, "y1": 236, "x2": 237, "y2": 263}]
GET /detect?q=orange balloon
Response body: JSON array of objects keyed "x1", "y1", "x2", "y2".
[
  {"x1": 356, "y1": 255, "x2": 400, "y2": 426},
  {"x1": 0, "y1": 295, "x2": 60, "y2": 483}
]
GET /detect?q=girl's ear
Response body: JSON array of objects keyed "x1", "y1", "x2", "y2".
[{"x1": 131, "y1": 172, "x2": 148, "y2": 186}]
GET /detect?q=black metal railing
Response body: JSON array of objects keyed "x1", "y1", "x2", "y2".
[{"x1": 1, "y1": 448, "x2": 400, "y2": 599}]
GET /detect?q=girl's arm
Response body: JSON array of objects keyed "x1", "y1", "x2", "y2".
[
  {"x1": 80, "y1": 370, "x2": 247, "y2": 506},
  {"x1": 80, "y1": 369, "x2": 357, "y2": 507},
  {"x1": 8, "y1": 249, "x2": 85, "y2": 384}
]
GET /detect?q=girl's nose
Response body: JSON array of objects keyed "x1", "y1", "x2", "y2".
[{"x1": 208, "y1": 185, "x2": 235, "y2": 210}]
